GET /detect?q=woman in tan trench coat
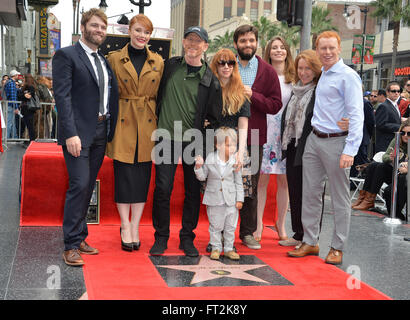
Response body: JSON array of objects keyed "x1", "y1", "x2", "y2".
[{"x1": 106, "y1": 14, "x2": 164, "y2": 252}]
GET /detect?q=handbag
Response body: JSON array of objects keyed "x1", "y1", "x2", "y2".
[{"x1": 27, "y1": 94, "x2": 40, "y2": 112}]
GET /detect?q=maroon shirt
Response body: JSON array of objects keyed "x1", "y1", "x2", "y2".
[{"x1": 248, "y1": 55, "x2": 282, "y2": 145}]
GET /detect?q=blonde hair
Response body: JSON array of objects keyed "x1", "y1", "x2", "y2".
[
  {"x1": 210, "y1": 48, "x2": 249, "y2": 116},
  {"x1": 263, "y1": 36, "x2": 295, "y2": 84},
  {"x1": 81, "y1": 8, "x2": 107, "y2": 27},
  {"x1": 214, "y1": 126, "x2": 238, "y2": 148}
]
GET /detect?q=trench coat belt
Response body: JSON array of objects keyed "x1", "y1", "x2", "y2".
[{"x1": 120, "y1": 95, "x2": 148, "y2": 102}]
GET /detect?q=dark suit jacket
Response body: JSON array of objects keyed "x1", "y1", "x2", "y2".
[
  {"x1": 363, "y1": 98, "x2": 375, "y2": 147},
  {"x1": 375, "y1": 99, "x2": 401, "y2": 153},
  {"x1": 280, "y1": 88, "x2": 316, "y2": 167},
  {"x1": 52, "y1": 41, "x2": 119, "y2": 147}
]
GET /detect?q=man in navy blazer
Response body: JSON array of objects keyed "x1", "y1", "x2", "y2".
[
  {"x1": 52, "y1": 8, "x2": 118, "y2": 266},
  {"x1": 375, "y1": 82, "x2": 402, "y2": 153}
]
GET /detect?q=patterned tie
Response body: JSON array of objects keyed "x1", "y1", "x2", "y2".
[{"x1": 91, "y1": 52, "x2": 105, "y2": 115}]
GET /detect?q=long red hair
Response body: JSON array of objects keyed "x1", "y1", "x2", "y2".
[{"x1": 210, "y1": 48, "x2": 248, "y2": 116}]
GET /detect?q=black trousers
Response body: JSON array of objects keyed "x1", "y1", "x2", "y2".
[
  {"x1": 350, "y1": 142, "x2": 370, "y2": 178},
  {"x1": 285, "y1": 139, "x2": 304, "y2": 241},
  {"x1": 383, "y1": 174, "x2": 407, "y2": 221},
  {"x1": 152, "y1": 140, "x2": 201, "y2": 242},
  {"x1": 21, "y1": 112, "x2": 36, "y2": 141},
  {"x1": 239, "y1": 145, "x2": 263, "y2": 240},
  {"x1": 363, "y1": 161, "x2": 393, "y2": 194},
  {"x1": 62, "y1": 120, "x2": 107, "y2": 251}
]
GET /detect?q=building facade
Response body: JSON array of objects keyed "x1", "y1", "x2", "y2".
[{"x1": 171, "y1": 0, "x2": 276, "y2": 56}]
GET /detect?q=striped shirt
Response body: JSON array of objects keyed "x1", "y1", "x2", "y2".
[{"x1": 237, "y1": 55, "x2": 258, "y2": 87}]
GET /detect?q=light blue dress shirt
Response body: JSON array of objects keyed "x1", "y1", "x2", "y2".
[
  {"x1": 311, "y1": 59, "x2": 364, "y2": 157},
  {"x1": 237, "y1": 55, "x2": 258, "y2": 87}
]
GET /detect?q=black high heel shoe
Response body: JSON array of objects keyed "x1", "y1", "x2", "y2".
[
  {"x1": 120, "y1": 228, "x2": 133, "y2": 252},
  {"x1": 133, "y1": 241, "x2": 141, "y2": 250}
]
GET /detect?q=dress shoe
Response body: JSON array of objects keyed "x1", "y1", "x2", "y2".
[
  {"x1": 210, "y1": 250, "x2": 220, "y2": 260},
  {"x1": 253, "y1": 223, "x2": 263, "y2": 242},
  {"x1": 225, "y1": 250, "x2": 240, "y2": 260},
  {"x1": 352, "y1": 191, "x2": 376, "y2": 211},
  {"x1": 325, "y1": 248, "x2": 343, "y2": 265},
  {"x1": 278, "y1": 238, "x2": 302, "y2": 247},
  {"x1": 63, "y1": 249, "x2": 84, "y2": 266},
  {"x1": 133, "y1": 241, "x2": 141, "y2": 250},
  {"x1": 287, "y1": 243, "x2": 319, "y2": 257},
  {"x1": 207, "y1": 242, "x2": 237, "y2": 252},
  {"x1": 351, "y1": 189, "x2": 366, "y2": 208},
  {"x1": 273, "y1": 224, "x2": 288, "y2": 241},
  {"x1": 79, "y1": 241, "x2": 99, "y2": 255},
  {"x1": 242, "y1": 235, "x2": 261, "y2": 249},
  {"x1": 120, "y1": 228, "x2": 133, "y2": 252},
  {"x1": 179, "y1": 240, "x2": 199, "y2": 257},
  {"x1": 149, "y1": 238, "x2": 168, "y2": 255}
]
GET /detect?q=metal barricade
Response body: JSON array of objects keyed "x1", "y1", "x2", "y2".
[{"x1": 1, "y1": 100, "x2": 57, "y2": 145}]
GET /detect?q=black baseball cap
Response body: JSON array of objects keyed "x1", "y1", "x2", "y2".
[{"x1": 184, "y1": 26, "x2": 208, "y2": 43}]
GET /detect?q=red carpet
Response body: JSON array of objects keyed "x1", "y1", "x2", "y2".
[
  {"x1": 82, "y1": 224, "x2": 391, "y2": 300},
  {"x1": 20, "y1": 142, "x2": 278, "y2": 226},
  {"x1": 20, "y1": 143, "x2": 391, "y2": 300}
]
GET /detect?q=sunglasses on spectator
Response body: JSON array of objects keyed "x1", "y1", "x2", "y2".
[
  {"x1": 217, "y1": 60, "x2": 236, "y2": 67},
  {"x1": 370, "y1": 95, "x2": 377, "y2": 98},
  {"x1": 388, "y1": 90, "x2": 401, "y2": 93},
  {"x1": 400, "y1": 131, "x2": 410, "y2": 136}
]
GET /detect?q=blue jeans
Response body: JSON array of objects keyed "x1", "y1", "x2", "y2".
[{"x1": 7, "y1": 104, "x2": 17, "y2": 138}]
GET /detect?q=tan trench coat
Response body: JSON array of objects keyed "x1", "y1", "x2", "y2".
[{"x1": 106, "y1": 43, "x2": 164, "y2": 163}]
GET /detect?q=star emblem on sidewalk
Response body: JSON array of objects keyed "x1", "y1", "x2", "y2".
[
  {"x1": 159, "y1": 256, "x2": 269, "y2": 285},
  {"x1": 150, "y1": 255, "x2": 293, "y2": 287}
]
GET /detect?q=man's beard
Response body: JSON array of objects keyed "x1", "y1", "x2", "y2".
[
  {"x1": 237, "y1": 46, "x2": 257, "y2": 61},
  {"x1": 83, "y1": 27, "x2": 106, "y2": 47}
]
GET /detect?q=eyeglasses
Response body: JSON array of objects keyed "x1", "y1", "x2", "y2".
[
  {"x1": 217, "y1": 60, "x2": 236, "y2": 67},
  {"x1": 388, "y1": 90, "x2": 401, "y2": 93},
  {"x1": 370, "y1": 95, "x2": 377, "y2": 98},
  {"x1": 400, "y1": 131, "x2": 410, "y2": 136}
]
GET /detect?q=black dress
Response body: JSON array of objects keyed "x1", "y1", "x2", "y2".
[
  {"x1": 17, "y1": 85, "x2": 37, "y2": 141},
  {"x1": 114, "y1": 45, "x2": 152, "y2": 203}
]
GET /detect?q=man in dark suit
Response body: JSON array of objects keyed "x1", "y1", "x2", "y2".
[
  {"x1": 350, "y1": 98, "x2": 376, "y2": 178},
  {"x1": 375, "y1": 82, "x2": 402, "y2": 153},
  {"x1": 52, "y1": 8, "x2": 118, "y2": 266}
]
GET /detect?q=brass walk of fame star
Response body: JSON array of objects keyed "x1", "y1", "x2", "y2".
[{"x1": 157, "y1": 256, "x2": 270, "y2": 285}]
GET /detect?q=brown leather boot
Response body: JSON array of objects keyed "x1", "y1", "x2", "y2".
[
  {"x1": 351, "y1": 189, "x2": 366, "y2": 208},
  {"x1": 352, "y1": 192, "x2": 377, "y2": 210}
]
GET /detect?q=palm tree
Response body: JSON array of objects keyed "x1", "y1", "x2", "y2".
[
  {"x1": 252, "y1": 16, "x2": 278, "y2": 56},
  {"x1": 208, "y1": 30, "x2": 235, "y2": 53},
  {"x1": 370, "y1": 0, "x2": 410, "y2": 79},
  {"x1": 274, "y1": 21, "x2": 300, "y2": 49},
  {"x1": 310, "y1": 6, "x2": 338, "y2": 49}
]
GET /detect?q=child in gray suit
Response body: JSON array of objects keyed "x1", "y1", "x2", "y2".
[{"x1": 194, "y1": 127, "x2": 244, "y2": 260}]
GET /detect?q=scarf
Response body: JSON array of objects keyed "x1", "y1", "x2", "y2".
[{"x1": 282, "y1": 80, "x2": 315, "y2": 150}]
